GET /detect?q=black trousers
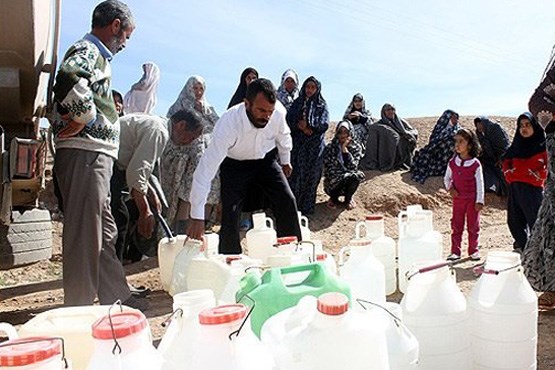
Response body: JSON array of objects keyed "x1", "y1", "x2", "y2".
[
  {"x1": 219, "y1": 150, "x2": 302, "y2": 254},
  {"x1": 507, "y1": 182, "x2": 543, "y2": 250},
  {"x1": 328, "y1": 174, "x2": 361, "y2": 203}
]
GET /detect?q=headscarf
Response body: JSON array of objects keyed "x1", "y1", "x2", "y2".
[
  {"x1": 505, "y1": 112, "x2": 546, "y2": 159},
  {"x1": 334, "y1": 120, "x2": 353, "y2": 167},
  {"x1": 342, "y1": 93, "x2": 371, "y2": 120},
  {"x1": 474, "y1": 116, "x2": 510, "y2": 160},
  {"x1": 123, "y1": 62, "x2": 160, "y2": 114},
  {"x1": 167, "y1": 75, "x2": 211, "y2": 117},
  {"x1": 277, "y1": 69, "x2": 299, "y2": 111},
  {"x1": 378, "y1": 103, "x2": 417, "y2": 139},
  {"x1": 429, "y1": 109, "x2": 459, "y2": 141},
  {"x1": 287, "y1": 76, "x2": 327, "y2": 130},
  {"x1": 227, "y1": 67, "x2": 258, "y2": 108}
]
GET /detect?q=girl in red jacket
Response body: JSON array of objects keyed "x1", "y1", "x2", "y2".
[{"x1": 503, "y1": 112, "x2": 547, "y2": 252}]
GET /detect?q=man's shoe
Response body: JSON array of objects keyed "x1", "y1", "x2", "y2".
[
  {"x1": 129, "y1": 283, "x2": 151, "y2": 298},
  {"x1": 122, "y1": 295, "x2": 149, "y2": 312}
]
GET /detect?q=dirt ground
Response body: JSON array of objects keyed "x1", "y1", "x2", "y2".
[{"x1": 1, "y1": 115, "x2": 554, "y2": 368}]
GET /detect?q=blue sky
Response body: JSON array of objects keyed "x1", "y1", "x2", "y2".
[{"x1": 58, "y1": 0, "x2": 555, "y2": 120}]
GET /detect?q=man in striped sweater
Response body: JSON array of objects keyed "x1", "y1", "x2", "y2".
[{"x1": 51, "y1": 1, "x2": 142, "y2": 308}]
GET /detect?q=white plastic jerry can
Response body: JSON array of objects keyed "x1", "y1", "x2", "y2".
[{"x1": 245, "y1": 212, "x2": 277, "y2": 263}]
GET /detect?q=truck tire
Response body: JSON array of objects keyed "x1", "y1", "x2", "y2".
[{"x1": 0, "y1": 208, "x2": 52, "y2": 270}]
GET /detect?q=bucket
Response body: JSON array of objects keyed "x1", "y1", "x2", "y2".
[
  {"x1": 18, "y1": 306, "x2": 132, "y2": 370},
  {"x1": 87, "y1": 310, "x2": 162, "y2": 370},
  {"x1": 158, "y1": 290, "x2": 217, "y2": 368},
  {"x1": 245, "y1": 212, "x2": 277, "y2": 263},
  {"x1": 354, "y1": 214, "x2": 397, "y2": 294},
  {"x1": 401, "y1": 261, "x2": 470, "y2": 370},
  {"x1": 273, "y1": 292, "x2": 390, "y2": 370},
  {"x1": 468, "y1": 251, "x2": 537, "y2": 370},
  {"x1": 339, "y1": 239, "x2": 386, "y2": 304},
  {"x1": 236, "y1": 263, "x2": 351, "y2": 337},
  {"x1": 183, "y1": 304, "x2": 274, "y2": 370}
]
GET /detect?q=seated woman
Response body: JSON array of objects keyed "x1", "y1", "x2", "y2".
[
  {"x1": 277, "y1": 69, "x2": 299, "y2": 111},
  {"x1": 323, "y1": 121, "x2": 365, "y2": 210},
  {"x1": 161, "y1": 75, "x2": 220, "y2": 233},
  {"x1": 474, "y1": 116, "x2": 510, "y2": 195},
  {"x1": 360, "y1": 103, "x2": 418, "y2": 172},
  {"x1": 343, "y1": 93, "x2": 374, "y2": 149},
  {"x1": 410, "y1": 110, "x2": 460, "y2": 184}
]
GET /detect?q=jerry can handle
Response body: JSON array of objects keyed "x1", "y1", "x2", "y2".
[
  {"x1": 354, "y1": 221, "x2": 365, "y2": 239},
  {"x1": 338, "y1": 246, "x2": 351, "y2": 267},
  {"x1": 0, "y1": 322, "x2": 18, "y2": 341},
  {"x1": 297, "y1": 240, "x2": 316, "y2": 262},
  {"x1": 299, "y1": 215, "x2": 309, "y2": 228},
  {"x1": 269, "y1": 263, "x2": 322, "y2": 287},
  {"x1": 265, "y1": 217, "x2": 274, "y2": 229}
]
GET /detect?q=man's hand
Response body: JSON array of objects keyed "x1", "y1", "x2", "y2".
[
  {"x1": 137, "y1": 210, "x2": 156, "y2": 239},
  {"x1": 58, "y1": 120, "x2": 86, "y2": 138},
  {"x1": 282, "y1": 164, "x2": 293, "y2": 178},
  {"x1": 186, "y1": 218, "x2": 205, "y2": 241}
]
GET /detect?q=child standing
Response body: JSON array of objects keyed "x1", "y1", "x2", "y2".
[
  {"x1": 445, "y1": 128, "x2": 484, "y2": 261},
  {"x1": 503, "y1": 112, "x2": 547, "y2": 252}
]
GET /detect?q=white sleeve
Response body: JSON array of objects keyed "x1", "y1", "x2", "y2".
[
  {"x1": 189, "y1": 115, "x2": 234, "y2": 219},
  {"x1": 274, "y1": 106, "x2": 292, "y2": 165},
  {"x1": 475, "y1": 162, "x2": 485, "y2": 204},
  {"x1": 444, "y1": 163, "x2": 453, "y2": 190}
]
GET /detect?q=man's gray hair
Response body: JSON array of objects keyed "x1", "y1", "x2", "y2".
[{"x1": 92, "y1": 0, "x2": 135, "y2": 30}]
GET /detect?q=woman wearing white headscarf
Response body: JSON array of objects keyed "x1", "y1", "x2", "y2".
[
  {"x1": 277, "y1": 69, "x2": 299, "y2": 111},
  {"x1": 161, "y1": 75, "x2": 220, "y2": 232},
  {"x1": 123, "y1": 62, "x2": 160, "y2": 114}
]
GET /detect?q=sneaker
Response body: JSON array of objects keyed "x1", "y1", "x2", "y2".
[
  {"x1": 122, "y1": 295, "x2": 149, "y2": 312},
  {"x1": 470, "y1": 251, "x2": 481, "y2": 261},
  {"x1": 128, "y1": 283, "x2": 151, "y2": 298},
  {"x1": 447, "y1": 253, "x2": 461, "y2": 261}
]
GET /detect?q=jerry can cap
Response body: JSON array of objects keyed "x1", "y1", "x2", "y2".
[
  {"x1": 276, "y1": 236, "x2": 298, "y2": 245},
  {"x1": 92, "y1": 311, "x2": 147, "y2": 339},
  {"x1": 365, "y1": 214, "x2": 384, "y2": 221},
  {"x1": 199, "y1": 304, "x2": 247, "y2": 325},
  {"x1": 317, "y1": 292, "x2": 349, "y2": 315},
  {"x1": 0, "y1": 337, "x2": 62, "y2": 366}
]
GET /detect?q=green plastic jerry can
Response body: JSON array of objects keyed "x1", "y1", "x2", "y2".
[{"x1": 235, "y1": 262, "x2": 351, "y2": 337}]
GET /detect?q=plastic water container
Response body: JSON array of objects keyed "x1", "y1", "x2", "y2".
[
  {"x1": 158, "y1": 290, "x2": 217, "y2": 369},
  {"x1": 468, "y1": 251, "x2": 537, "y2": 370},
  {"x1": 339, "y1": 239, "x2": 386, "y2": 304},
  {"x1": 397, "y1": 205, "x2": 423, "y2": 238},
  {"x1": 401, "y1": 261, "x2": 470, "y2": 370},
  {"x1": 298, "y1": 211, "x2": 311, "y2": 241},
  {"x1": 359, "y1": 302, "x2": 420, "y2": 370},
  {"x1": 185, "y1": 254, "x2": 261, "y2": 303},
  {"x1": 162, "y1": 236, "x2": 203, "y2": 294},
  {"x1": 245, "y1": 212, "x2": 277, "y2": 263},
  {"x1": 397, "y1": 210, "x2": 442, "y2": 293},
  {"x1": 184, "y1": 304, "x2": 274, "y2": 370},
  {"x1": 18, "y1": 306, "x2": 132, "y2": 370},
  {"x1": 87, "y1": 311, "x2": 163, "y2": 370},
  {"x1": 0, "y1": 333, "x2": 70, "y2": 370},
  {"x1": 354, "y1": 214, "x2": 397, "y2": 295},
  {"x1": 204, "y1": 232, "x2": 219, "y2": 256},
  {"x1": 236, "y1": 263, "x2": 351, "y2": 337},
  {"x1": 273, "y1": 292, "x2": 390, "y2": 370}
]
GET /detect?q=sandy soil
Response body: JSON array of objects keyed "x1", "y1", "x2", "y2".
[{"x1": 1, "y1": 115, "x2": 554, "y2": 368}]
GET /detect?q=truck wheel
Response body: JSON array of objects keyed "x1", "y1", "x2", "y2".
[{"x1": 0, "y1": 208, "x2": 52, "y2": 270}]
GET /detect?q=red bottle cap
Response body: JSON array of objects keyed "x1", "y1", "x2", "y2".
[
  {"x1": 365, "y1": 214, "x2": 383, "y2": 221},
  {"x1": 92, "y1": 311, "x2": 147, "y2": 339},
  {"x1": 199, "y1": 304, "x2": 247, "y2": 325},
  {"x1": 317, "y1": 292, "x2": 349, "y2": 315},
  {"x1": 276, "y1": 236, "x2": 298, "y2": 245},
  {"x1": 0, "y1": 337, "x2": 62, "y2": 366}
]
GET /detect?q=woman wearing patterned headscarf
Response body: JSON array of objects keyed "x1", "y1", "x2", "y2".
[
  {"x1": 161, "y1": 75, "x2": 220, "y2": 232},
  {"x1": 323, "y1": 120, "x2": 365, "y2": 210},
  {"x1": 123, "y1": 62, "x2": 160, "y2": 114},
  {"x1": 287, "y1": 76, "x2": 329, "y2": 215},
  {"x1": 474, "y1": 116, "x2": 510, "y2": 195},
  {"x1": 360, "y1": 103, "x2": 418, "y2": 172},
  {"x1": 522, "y1": 54, "x2": 555, "y2": 310},
  {"x1": 410, "y1": 110, "x2": 460, "y2": 184},
  {"x1": 342, "y1": 93, "x2": 374, "y2": 149},
  {"x1": 277, "y1": 69, "x2": 299, "y2": 111},
  {"x1": 227, "y1": 67, "x2": 259, "y2": 109}
]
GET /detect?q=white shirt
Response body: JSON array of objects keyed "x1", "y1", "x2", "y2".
[
  {"x1": 117, "y1": 113, "x2": 169, "y2": 194},
  {"x1": 444, "y1": 156, "x2": 485, "y2": 204},
  {"x1": 189, "y1": 102, "x2": 292, "y2": 219}
]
